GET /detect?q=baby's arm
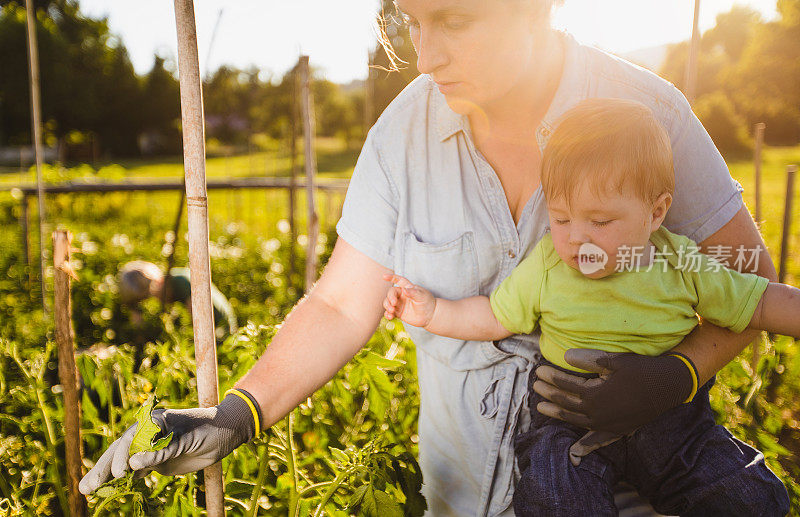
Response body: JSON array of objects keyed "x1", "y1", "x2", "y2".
[
  {"x1": 748, "y1": 282, "x2": 800, "y2": 338},
  {"x1": 382, "y1": 274, "x2": 513, "y2": 341}
]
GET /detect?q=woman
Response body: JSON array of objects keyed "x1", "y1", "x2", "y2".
[{"x1": 80, "y1": 1, "x2": 778, "y2": 515}]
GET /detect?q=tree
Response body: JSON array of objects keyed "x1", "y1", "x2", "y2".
[
  {"x1": 660, "y1": 6, "x2": 761, "y2": 102},
  {"x1": 139, "y1": 56, "x2": 181, "y2": 155},
  {"x1": 659, "y1": 3, "x2": 800, "y2": 148},
  {"x1": 727, "y1": 0, "x2": 800, "y2": 144},
  {"x1": 0, "y1": 0, "x2": 146, "y2": 155}
]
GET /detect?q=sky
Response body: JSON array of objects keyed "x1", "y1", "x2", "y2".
[{"x1": 78, "y1": 0, "x2": 779, "y2": 84}]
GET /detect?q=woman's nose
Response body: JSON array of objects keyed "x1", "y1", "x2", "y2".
[{"x1": 415, "y1": 27, "x2": 448, "y2": 75}]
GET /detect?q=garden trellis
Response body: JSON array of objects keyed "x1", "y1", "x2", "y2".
[{"x1": 6, "y1": 176, "x2": 348, "y2": 278}]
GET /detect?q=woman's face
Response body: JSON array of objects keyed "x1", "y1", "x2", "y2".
[{"x1": 395, "y1": 0, "x2": 547, "y2": 112}]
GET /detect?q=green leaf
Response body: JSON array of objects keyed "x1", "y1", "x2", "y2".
[
  {"x1": 95, "y1": 485, "x2": 117, "y2": 498},
  {"x1": 329, "y1": 447, "x2": 350, "y2": 464},
  {"x1": 365, "y1": 367, "x2": 395, "y2": 419},
  {"x1": 129, "y1": 396, "x2": 173, "y2": 456},
  {"x1": 359, "y1": 350, "x2": 404, "y2": 370},
  {"x1": 347, "y1": 484, "x2": 368, "y2": 509},
  {"x1": 372, "y1": 489, "x2": 403, "y2": 517}
]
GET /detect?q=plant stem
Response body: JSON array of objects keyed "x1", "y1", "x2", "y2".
[
  {"x1": 285, "y1": 411, "x2": 299, "y2": 517},
  {"x1": 31, "y1": 455, "x2": 46, "y2": 506},
  {"x1": 312, "y1": 468, "x2": 353, "y2": 517},
  {"x1": 17, "y1": 344, "x2": 69, "y2": 517},
  {"x1": 246, "y1": 444, "x2": 270, "y2": 517},
  {"x1": 91, "y1": 490, "x2": 140, "y2": 517}
]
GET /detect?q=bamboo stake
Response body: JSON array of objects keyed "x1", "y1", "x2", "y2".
[
  {"x1": 754, "y1": 123, "x2": 765, "y2": 228},
  {"x1": 299, "y1": 56, "x2": 319, "y2": 293},
  {"x1": 172, "y1": 1, "x2": 224, "y2": 515},
  {"x1": 684, "y1": 0, "x2": 701, "y2": 104},
  {"x1": 288, "y1": 64, "x2": 299, "y2": 284},
  {"x1": 778, "y1": 165, "x2": 796, "y2": 284},
  {"x1": 24, "y1": 0, "x2": 48, "y2": 314},
  {"x1": 53, "y1": 230, "x2": 87, "y2": 517},
  {"x1": 161, "y1": 186, "x2": 186, "y2": 310},
  {"x1": 19, "y1": 196, "x2": 30, "y2": 280}
]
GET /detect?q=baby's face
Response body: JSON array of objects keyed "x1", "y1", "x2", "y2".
[{"x1": 547, "y1": 182, "x2": 657, "y2": 279}]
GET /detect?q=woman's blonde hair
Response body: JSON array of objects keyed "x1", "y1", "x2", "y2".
[
  {"x1": 541, "y1": 98, "x2": 674, "y2": 210},
  {"x1": 376, "y1": 0, "x2": 563, "y2": 72}
]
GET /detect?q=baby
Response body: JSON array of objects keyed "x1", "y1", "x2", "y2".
[{"x1": 383, "y1": 99, "x2": 796, "y2": 516}]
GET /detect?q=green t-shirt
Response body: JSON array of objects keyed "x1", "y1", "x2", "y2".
[
  {"x1": 167, "y1": 267, "x2": 238, "y2": 336},
  {"x1": 489, "y1": 226, "x2": 768, "y2": 371}
]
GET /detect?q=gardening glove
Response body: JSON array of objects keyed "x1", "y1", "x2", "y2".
[
  {"x1": 79, "y1": 389, "x2": 262, "y2": 495},
  {"x1": 533, "y1": 349, "x2": 698, "y2": 436}
]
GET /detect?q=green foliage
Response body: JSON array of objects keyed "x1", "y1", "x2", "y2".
[
  {"x1": 0, "y1": 0, "x2": 163, "y2": 155},
  {"x1": 660, "y1": 3, "x2": 800, "y2": 147},
  {"x1": 129, "y1": 397, "x2": 173, "y2": 456},
  {"x1": 0, "y1": 157, "x2": 424, "y2": 514},
  {"x1": 693, "y1": 92, "x2": 752, "y2": 158}
]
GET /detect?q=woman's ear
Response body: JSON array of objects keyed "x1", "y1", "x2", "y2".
[{"x1": 650, "y1": 192, "x2": 673, "y2": 231}]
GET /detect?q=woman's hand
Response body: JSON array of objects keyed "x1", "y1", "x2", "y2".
[
  {"x1": 532, "y1": 349, "x2": 695, "y2": 435},
  {"x1": 382, "y1": 274, "x2": 437, "y2": 328},
  {"x1": 79, "y1": 391, "x2": 259, "y2": 494}
]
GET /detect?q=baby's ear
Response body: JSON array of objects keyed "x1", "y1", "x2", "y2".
[{"x1": 650, "y1": 192, "x2": 672, "y2": 230}]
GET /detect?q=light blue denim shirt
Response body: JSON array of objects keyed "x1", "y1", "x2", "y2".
[{"x1": 336, "y1": 32, "x2": 743, "y2": 517}]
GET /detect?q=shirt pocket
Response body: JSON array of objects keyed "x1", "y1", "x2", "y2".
[
  {"x1": 400, "y1": 231, "x2": 508, "y2": 369},
  {"x1": 401, "y1": 231, "x2": 479, "y2": 299}
]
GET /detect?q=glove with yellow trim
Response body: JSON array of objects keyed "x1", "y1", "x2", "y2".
[
  {"x1": 532, "y1": 349, "x2": 698, "y2": 436},
  {"x1": 79, "y1": 388, "x2": 262, "y2": 495}
]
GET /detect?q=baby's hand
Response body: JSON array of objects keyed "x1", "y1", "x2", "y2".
[{"x1": 382, "y1": 274, "x2": 437, "y2": 328}]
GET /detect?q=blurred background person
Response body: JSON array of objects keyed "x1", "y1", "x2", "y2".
[{"x1": 118, "y1": 260, "x2": 237, "y2": 340}]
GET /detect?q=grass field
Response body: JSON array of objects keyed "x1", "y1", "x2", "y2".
[{"x1": 0, "y1": 140, "x2": 798, "y2": 514}]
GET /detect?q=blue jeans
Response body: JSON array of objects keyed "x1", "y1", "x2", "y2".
[{"x1": 513, "y1": 359, "x2": 790, "y2": 517}]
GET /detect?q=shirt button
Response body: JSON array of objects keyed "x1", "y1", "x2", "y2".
[{"x1": 508, "y1": 250, "x2": 516, "y2": 259}]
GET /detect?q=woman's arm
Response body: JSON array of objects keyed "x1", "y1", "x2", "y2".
[
  {"x1": 237, "y1": 238, "x2": 393, "y2": 427},
  {"x1": 671, "y1": 205, "x2": 778, "y2": 384}
]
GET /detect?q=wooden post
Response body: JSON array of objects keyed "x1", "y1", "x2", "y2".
[
  {"x1": 753, "y1": 123, "x2": 765, "y2": 228},
  {"x1": 778, "y1": 165, "x2": 796, "y2": 284},
  {"x1": 288, "y1": 64, "x2": 299, "y2": 283},
  {"x1": 53, "y1": 230, "x2": 87, "y2": 517},
  {"x1": 24, "y1": 0, "x2": 48, "y2": 314},
  {"x1": 172, "y1": 1, "x2": 225, "y2": 515},
  {"x1": 684, "y1": 0, "x2": 701, "y2": 104},
  {"x1": 299, "y1": 56, "x2": 319, "y2": 293}
]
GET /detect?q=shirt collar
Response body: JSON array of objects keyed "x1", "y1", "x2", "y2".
[
  {"x1": 431, "y1": 31, "x2": 588, "y2": 144},
  {"x1": 431, "y1": 77, "x2": 469, "y2": 142}
]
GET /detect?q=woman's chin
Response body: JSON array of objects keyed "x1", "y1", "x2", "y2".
[{"x1": 442, "y1": 94, "x2": 481, "y2": 116}]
